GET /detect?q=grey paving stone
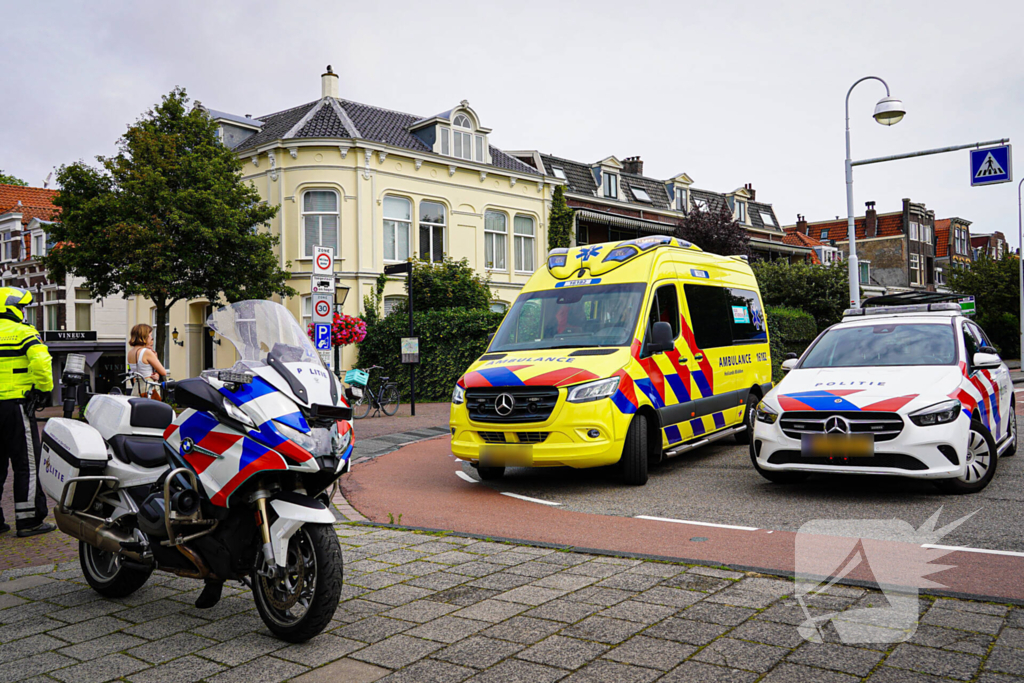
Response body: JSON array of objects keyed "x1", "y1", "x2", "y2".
[
  {"x1": 349, "y1": 560, "x2": 395, "y2": 574},
  {"x1": 595, "y1": 574, "x2": 662, "y2": 591},
  {"x1": 451, "y1": 599, "x2": 529, "y2": 624},
  {"x1": 376, "y1": 658, "x2": 474, "y2": 683},
  {"x1": 469, "y1": 573, "x2": 535, "y2": 591},
  {"x1": 1007, "y1": 608, "x2": 1024, "y2": 629},
  {"x1": 335, "y1": 616, "x2": 412, "y2": 643},
  {"x1": 205, "y1": 655, "x2": 307, "y2": 683},
  {"x1": 561, "y1": 616, "x2": 645, "y2": 644},
  {"x1": 625, "y1": 563, "x2": 687, "y2": 578},
  {"x1": 405, "y1": 616, "x2": 489, "y2": 643},
  {"x1": 704, "y1": 587, "x2": 782, "y2": 609},
  {"x1": 198, "y1": 632, "x2": 286, "y2": 666},
  {"x1": 109, "y1": 585, "x2": 182, "y2": 607},
  {"x1": 431, "y1": 586, "x2": 501, "y2": 606},
  {"x1": 492, "y1": 586, "x2": 566, "y2": 606},
  {"x1": 757, "y1": 602, "x2": 829, "y2": 626},
  {"x1": 405, "y1": 572, "x2": 472, "y2": 592},
  {"x1": 373, "y1": 549, "x2": 432, "y2": 565},
  {"x1": 178, "y1": 595, "x2": 253, "y2": 621},
  {"x1": 529, "y1": 574, "x2": 597, "y2": 592},
  {"x1": 126, "y1": 654, "x2": 227, "y2": 683},
  {"x1": 885, "y1": 643, "x2": 981, "y2": 680},
  {"x1": 0, "y1": 615, "x2": 64, "y2": 642},
  {"x1": 0, "y1": 574, "x2": 55, "y2": 592},
  {"x1": 921, "y1": 605, "x2": 1005, "y2": 634},
  {"x1": 597, "y1": 599, "x2": 676, "y2": 624},
  {"x1": 932, "y1": 598, "x2": 1009, "y2": 617},
  {"x1": 364, "y1": 584, "x2": 435, "y2": 607},
  {"x1": 0, "y1": 601, "x2": 58, "y2": 626},
  {"x1": 349, "y1": 572, "x2": 409, "y2": 590},
  {"x1": 565, "y1": 586, "x2": 634, "y2": 607},
  {"x1": 192, "y1": 610, "x2": 265, "y2": 642},
  {"x1": 413, "y1": 541, "x2": 471, "y2": 554},
  {"x1": 464, "y1": 658, "x2": 564, "y2": 683},
  {"x1": 382, "y1": 600, "x2": 458, "y2": 624},
  {"x1": 693, "y1": 637, "x2": 789, "y2": 673},
  {"x1": 760, "y1": 662, "x2": 859, "y2": 682},
  {"x1": 122, "y1": 613, "x2": 210, "y2": 640},
  {"x1": 687, "y1": 566, "x2": 744, "y2": 580},
  {"x1": 729, "y1": 618, "x2": 805, "y2": 648},
  {"x1": 48, "y1": 615, "x2": 133, "y2": 644},
  {"x1": 986, "y1": 646, "x2": 1024, "y2": 676},
  {"x1": 564, "y1": 562, "x2": 628, "y2": 578},
  {"x1": 431, "y1": 551, "x2": 482, "y2": 565},
  {"x1": 0, "y1": 652, "x2": 78, "y2": 683},
  {"x1": 659, "y1": 660, "x2": 759, "y2": 682},
  {"x1": 978, "y1": 673, "x2": 1024, "y2": 683},
  {"x1": 662, "y1": 572, "x2": 732, "y2": 592},
  {"x1": 349, "y1": 634, "x2": 443, "y2": 668},
  {"x1": 603, "y1": 635, "x2": 695, "y2": 670},
  {"x1": 592, "y1": 557, "x2": 643, "y2": 567},
  {"x1": 645, "y1": 616, "x2": 731, "y2": 645},
  {"x1": 535, "y1": 553, "x2": 591, "y2": 567},
  {"x1": 288, "y1": 656, "x2": 390, "y2": 683},
  {"x1": 49, "y1": 653, "x2": 149, "y2": 683},
  {"x1": 15, "y1": 580, "x2": 86, "y2": 600},
  {"x1": 57, "y1": 632, "x2": 148, "y2": 661},
  {"x1": 0, "y1": 633, "x2": 65, "y2": 664},
  {"x1": 865, "y1": 666, "x2": 950, "y2": 683},
  {"x1": 734, "y1": 577, "x2": 792, "y2": 596},
  {"x1": 998, "y1": 627, "x2": 1024, "y2": 650},
  {"x1": 518, "y1": 635, "x2": 608, "y2": 670},
  {"x1": 126, "y1": 632, "x2": 218, "y2": 664},
  {"x1": 392, "y1": 561, "x2": 448, "y2": 577},
  {"x1": 523, "y1": 599, "x2": 600, "y2": 624},
  {"x1": 481, "y1": 616, "x2": 564, "y2": 644},
  {"x1": 47, "y1": 599, "x2": 125, "y2": 624},
  {"x1": 46, "y1": 588, "x2": 103, "y2": 608},
  {"x1": 681, "y1": 601, "x2": 756, "y2": 626},
  {"x1": 274, "y1": 633, "x2": 364, "y2": 667},
  {"x1": 909, "y1": 624, "x2": 994, "y2": 655},
  {"x1": 434, "y1": 635, "x2": 525, "y2": 668},
  {"x1": 560, "y1": 659, "x2": 660, "y2": 682},
  {"x1": 633, "y1": 586, "x2": 704, "y2": 609},
  {"x1": 786, "y1": 642, "x2": 885, "y2": 676},
  {"x1": 503, "y1": 562, "x2": 564, "y2": 579},
  {"x1": 332, "y1": 599, "x2": 391, "y2": 625}
]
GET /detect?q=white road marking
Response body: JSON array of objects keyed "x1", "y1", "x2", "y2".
[
  {"x1": 455, "y1": 470, "x2": 477, "y2": 484},
  {"x1": 501, "y1": 492, "x2": 562, "y2": 506},
  {"x1": 922, "y1": 543, "x2": 1024, "y2": 558},
  {"x1": 635, "y1": 515, "x2": 759, "y2": 532}
]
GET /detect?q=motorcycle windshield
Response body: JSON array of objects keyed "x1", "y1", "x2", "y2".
[{"x1": 207, "y1": 300, "x2": 320, "y2": 366}]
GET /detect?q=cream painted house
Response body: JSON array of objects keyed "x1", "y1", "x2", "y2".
[{"x1": 127, "y1": 67, "x2": 559, "y2": 377}]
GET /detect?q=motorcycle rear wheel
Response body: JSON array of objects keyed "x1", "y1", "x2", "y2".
[
  {"x1": 79, "y1": 541, "x2": 151, "y2": 598},
  {"x1": 252, "y1": 523, "x2": 343, "y2": 642}
]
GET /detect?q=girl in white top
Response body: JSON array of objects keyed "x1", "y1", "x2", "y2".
[{"x1": 127, "y1": 323, "x2": 167, "y2": 397}]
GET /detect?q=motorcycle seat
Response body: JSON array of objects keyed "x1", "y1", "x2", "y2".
[
  {"x1": 109, "y1": 434, "x2": 168, "y2": 469},
  {"x1": 127, "y1": 398, "x2": 174, "y2": 431}
]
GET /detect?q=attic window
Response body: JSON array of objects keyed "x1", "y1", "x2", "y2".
[
  {"x1": 448, "y1": 113, "x2": 483, "y2": 162},
  {"x1": 820, "y1": 229, "x2": 829, "y2": 240},
  {"x1": 602, "y1": 173, "x2": 618, "y2": 199},
  {"x1": 675, "y1": 189, "x2": 687, "y2": 212},
  {"x1": 552, "y1": 167, "x2": 567, "y2": 180},
  {"x1": 693, "y1": 198, "x2": 708, "y2": 211},
  {"x1": 760, "y1": 211, "x2": 776, "y2": 227},
  {"x1": 630, "y1": 186, "x2": 652, "y2": 203}
]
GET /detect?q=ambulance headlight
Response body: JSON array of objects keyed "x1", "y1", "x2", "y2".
[
  {"x1": 566, "y1": 377, "x2": 620, "y2": 403},
  {"x1": 452, "y1": 385, "x2": 465, "y2": 405},
  {"x1": 909, "y1": 400, "x2": 961, "y2": 427}
]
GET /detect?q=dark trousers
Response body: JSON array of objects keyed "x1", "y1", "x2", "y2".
[{"x1": 0, "y1": 401, "x2": 49, "y2": 530}]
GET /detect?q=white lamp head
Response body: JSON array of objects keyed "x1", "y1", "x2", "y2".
[{"x1": 873, "y1": 97, "x2": 906, "y2": 126}]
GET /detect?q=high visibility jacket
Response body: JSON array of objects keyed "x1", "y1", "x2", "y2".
[{"x1": 0, "y1": 319, "x2": 53, "y2": 400}]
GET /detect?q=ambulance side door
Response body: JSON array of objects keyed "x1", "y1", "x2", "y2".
[{"x1": 679, "y1": 282, "x2": 743, "y2": 432}]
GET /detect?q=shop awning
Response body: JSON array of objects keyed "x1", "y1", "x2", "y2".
[{"x1": 575, "y1": 209, "x2": 676, "y2": 235}]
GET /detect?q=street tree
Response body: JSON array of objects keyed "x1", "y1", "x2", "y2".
[
  {"x1": 548, "y1": 185, "x2": 574, "y2": 250},
  {"x1": 0, "y1": 170, "x2": 28, "y2": 186},
  {"x1": 43, "y1": 88, "x2": 294, "y2": 364},
  {"x1": 752, "y1": 259, "x2": 849, "y2": 330},
  {"x1": 674, "y1": 202, "x2": 750, "y2": 258},
  {"x1": 947, "y1": 253, "x2": 1021, "y2": 358}
]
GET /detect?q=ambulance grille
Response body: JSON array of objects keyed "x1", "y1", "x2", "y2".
[
  {"x1": 466, "y1": 387, "x2": 559, "y2": 424},
  {"x1": 479, "y1": 432, "x2": 507, "y2": 443},
  {"x1": 516, "y1": 432, "x2": 549, "y2": 443},
  {"x1": 779, "y1": 411, "x2": 904, "y2": 442}
]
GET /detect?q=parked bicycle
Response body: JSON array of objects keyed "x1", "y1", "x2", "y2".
[
  {"x1": 346, "y1": 365, "x2": 400, "y2": 419},
  {"x1": 115, "y1": 370, "x2": 169, "y2": 400}
]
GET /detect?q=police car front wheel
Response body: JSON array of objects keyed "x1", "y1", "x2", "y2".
[{"x1": 935, "y1": 420, "x2": 997, "y2": 495}]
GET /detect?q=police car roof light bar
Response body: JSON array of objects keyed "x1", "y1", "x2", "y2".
[{"x1": 843, "y1": 302, "x2": 962, "y2": 318}]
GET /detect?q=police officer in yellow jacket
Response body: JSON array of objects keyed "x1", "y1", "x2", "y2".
[{"x1": 0, "y1": 287, "x2": 56, "y2": 537}]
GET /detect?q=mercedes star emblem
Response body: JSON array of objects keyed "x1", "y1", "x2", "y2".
[
  {"x1": 495, "y1": 393, "x2": 516, "y2": 416},
  {"x1": 824, "y1": 416, "x2": 851, "y2": 434}
]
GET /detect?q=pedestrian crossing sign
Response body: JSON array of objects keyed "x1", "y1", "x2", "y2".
[{"x1": 970, "y1": 145, "x2": 1012, "y2": 186}]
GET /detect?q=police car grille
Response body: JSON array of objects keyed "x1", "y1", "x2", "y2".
[
  {"x1": 779, "y1": 411, "x2": 904, "y2": 442},
  {"x1": 466, "y1": 387, "x2": 559, "y2": 424}
]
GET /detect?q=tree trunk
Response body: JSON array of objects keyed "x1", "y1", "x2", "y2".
[{"x1": 153, "y1": 301, "x2": 168, "y2": 375}]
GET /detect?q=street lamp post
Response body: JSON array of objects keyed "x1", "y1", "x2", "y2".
[{"x1": 845, "y1": 77, "x2": 906, "y2": 308}]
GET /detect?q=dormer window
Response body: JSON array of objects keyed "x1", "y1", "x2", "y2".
[
  {"x1": 551, "y1": 167, "x2": 567, "y2": 180},
  {"x1": 675, "y1": 189, "x2": 687, "y2": 212},
  {"x1": 734, "y1": 201, "x2": 746, "y2": 223},
  {"x1": 630, "y1": 186, "x2": 651, "y2": 203},
  {"x1": 603, "y1": 173, "x2": 618, "y2": 199}
]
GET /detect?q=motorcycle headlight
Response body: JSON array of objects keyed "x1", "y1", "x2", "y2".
[
  {"x1": 755, "y1": 402, "x2": 779, "y2": 424},
  {"x1": 566, "y1": 377, "x2": 620, "y2": 404},
  {"x1": 909, "y1": 399, "x2": 962, "y2": 427},
  {"x1": 274, "y1": 420, "x2": 322, "y2": 454},
  {"x1": 452, "y1": 384, "x2": 465, "y2": 405},
  {"x1": 222, "y1": 398, "x2": 255, "y2": 429},
  {"x1": 334, "y1": 426, "x2": 352, "y2": 455}
]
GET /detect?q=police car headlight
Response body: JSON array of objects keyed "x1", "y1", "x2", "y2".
[
  {"x1": 566, "y1": 377, "x2": 620, "y2": 403},
  {"x1": 909, "y1": 399, "x2": 961, "y2": 427},
  {"x1": 755, "y1": 403, "x2": 779, "y2": 424},
  {"x1": 222, "y1": 398, "x2": 256, "y2": 429},
  {"x1": 452, "y1": 385, "x2": 465, "y2": 405}
]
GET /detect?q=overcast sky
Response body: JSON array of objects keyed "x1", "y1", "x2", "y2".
[{"x1": 3, "y1": 1, "x2": 1022, "y2": 246}]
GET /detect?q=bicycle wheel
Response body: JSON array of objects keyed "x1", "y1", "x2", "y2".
[
  {"x1": 352, "y1": 392, "x2": 371, "y2": 420},
  {"x1": 381, "y1": 385, "x2": 401, "y2": 416}
]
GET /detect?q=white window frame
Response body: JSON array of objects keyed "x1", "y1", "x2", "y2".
[
  {"x1": 734, "y1": 200, "x2": 746, "y2": 223},
  {"x1": 383, "y1": 295, "x2": 407, "y2": 317},
  {"x1": 74, "y1": 288, "x2": 92, "y2": 331},
  {"x1": 31, "y1": 232, "x2": 45, "y2": 259},
  {"x1": 551, "y1": 167, "x2": 567, "y2": 180},
  {"x1": 513, "y1": 215, "x2": 536, "y2": 274},
  {"x1": 484, "y1": 210, "x2": 508, "y2": 271},
  {"x1": 909, "y1": 221, "x2": 919, "y2": 241},
  {"x1": 440, "y1": 127, "x2": 450, "y2": 156},
  {"x1": 859, "y1": 259, "x2": 870, "y2": 283},
  {"x1": 383, "y1": 195, "x2": 412, "y2": 263},
  {"x1": 300, "y1": 189, "x2": 340, "y2": 259},
  {"x1": 301, "y1": 295, "x2": 312, "y2": 328},
  {"x1": 675, "y1": 188, "x2": 687, "y2": 212},
  {"x1": 630, "y1": 186, "x2": 652, "y2": 203},
  {"x1": 760, "y1": 211, "x2": 776, "y2": 227},
  {"x1": 489, "y1": 301, "x2": 508, "y2": 313},
  {"x1": 452, "y1": 114, "x2": 474, "y2": 161},
  {"x1": 419, "y1": 200, "x2": 446, "y2": 263},
  {"x1": 910, "y1": 253, "x2": 921, "y2": 284},
  {"x1": 602, "y1": 172, "x2": 618, "y2": 199}
]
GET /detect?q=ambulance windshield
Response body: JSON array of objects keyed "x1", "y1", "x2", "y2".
[{"x1": 490, "y1": 283, "x2": 647, "y2": 352}]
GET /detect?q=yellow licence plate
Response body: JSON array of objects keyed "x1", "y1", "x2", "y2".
[{"x1": 801, "y1": 434, "x2": 874, "y2": 458}]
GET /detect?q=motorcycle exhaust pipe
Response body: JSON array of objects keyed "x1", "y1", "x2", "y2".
[{"x1": 53, "y1": 508, "x2": 147, "y2": 563}]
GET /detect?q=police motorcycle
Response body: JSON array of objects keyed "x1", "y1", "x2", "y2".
[{"x1": 39, "y1": 300, "x2": 356, "y2": 642}]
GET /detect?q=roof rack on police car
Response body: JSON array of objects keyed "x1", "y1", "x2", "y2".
[
  {"x1": 862, "y1": 291, "x2": 965, "y2": 307},
  {"x1": 843, "y1": 302, "x2": 962, "y2": 318}
]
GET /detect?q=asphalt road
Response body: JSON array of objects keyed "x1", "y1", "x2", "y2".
[{"x1": 464, "y1": 414, "x2": 1024, "y2": 553}]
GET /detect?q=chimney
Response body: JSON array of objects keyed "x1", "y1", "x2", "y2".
[
  {"x1": 321, "y1": 65, "x2": 339, "y2": 98},
  {"x1": 865, "y1": 201, "x2": 877, "y2": 238},
  {"x1": 622, "y1": 156, "x2": 643, "y2": 176},
  {"x1": 744, "y1": 183, "x2": 756, "y2": 201},
  {"x1": 796, "y1": 214, "x2": 808, "y2": 235}
]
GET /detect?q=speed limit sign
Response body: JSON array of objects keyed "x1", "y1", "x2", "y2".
[
  {"x1": 313, "y1": 246, "x2": 333, "y2": 276},
  {"x1": 315, "y1": 300, "x2": 331, "y2": 318}
]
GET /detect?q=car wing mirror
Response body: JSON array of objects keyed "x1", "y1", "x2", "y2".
[
  {"x1": 973, "y1": 351, "x2": 1001, "y2": 369},
  {"x1": 648, "y1": 321, "x2": 675, "y2": 354},
  {"x1": 784, "y1": 352, "x2": 798, "y2": 360},
  {"x1": 781, "y1": 358, "x2": 799, "y2": 373}
]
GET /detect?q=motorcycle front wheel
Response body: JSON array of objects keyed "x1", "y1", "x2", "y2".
[{"x1": 251, "y1": 523, "x2": 343, "y2": 642}]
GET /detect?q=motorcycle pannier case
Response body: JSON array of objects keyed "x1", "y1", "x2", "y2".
[{"x1": 40, "y1": 418, "x2": 110, "y2": 510}]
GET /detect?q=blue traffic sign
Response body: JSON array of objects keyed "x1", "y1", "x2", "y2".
[
  {"x1": 970, "y1": 145, "x2": 1012, "y2": 186},
  {"x1": 314, "y1": 323, "x2": 332, "y2": 350}
]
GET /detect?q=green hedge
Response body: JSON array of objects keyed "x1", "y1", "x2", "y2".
[
  {"x1": 355, "y1": 308, "x2": 504, "y2": 401},
  {"x1": 766, "y1": 305, "x2": 817, "y2": 382}
]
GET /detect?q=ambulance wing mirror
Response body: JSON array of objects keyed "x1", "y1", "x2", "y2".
[{"x1": 648, "y1": 322, "x2": 675, "y2": 354}]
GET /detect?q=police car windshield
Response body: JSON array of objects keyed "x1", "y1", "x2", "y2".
[
  {"x1": 207, "y1": 300, "x2": 321, "y2": 366},
  {"x1": 801, "y1": 323, "x2": 957, "y2": 368},
  {"x1": 489, "y1": 283, "x2": 647, "y2": 352}
]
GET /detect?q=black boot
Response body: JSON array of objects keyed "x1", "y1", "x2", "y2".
[{"x1": 195, "y1": 578, "x2": 224, "y2": 609}]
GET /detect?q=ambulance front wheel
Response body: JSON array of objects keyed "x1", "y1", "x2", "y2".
[
  {"x1": 735, "y1": 392, "x2": 758, "y2": 445},
  {"x1": 620, "y1": 414, "x2": 649, "y2": 486}
]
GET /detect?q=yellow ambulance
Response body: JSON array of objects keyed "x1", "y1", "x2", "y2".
[{"x1": 450, "y1": 235, "x2": 773, "y2": 485}]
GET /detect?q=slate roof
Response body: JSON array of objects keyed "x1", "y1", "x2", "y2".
[
  {"x1": 538, "y1": 154, "x2": 598, "y2": 195},
  {"x1": 621, "y1": 173, "x2": 671, "y2": 209},
  {"x1": 787, "y1": 212, "x2": 904, "y2": 242},
  {"x1": 230, "y1": 98, "x2": 538, "y2": 175},
  {"x1": 688, "y1": 188, "x2": 728, "y2": 214},
  {"x1": 0, "y1": 185, "x2": 57, "y2": 227}
]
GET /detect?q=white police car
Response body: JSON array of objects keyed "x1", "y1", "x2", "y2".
[{"x1": 751, "y1": 303, "x2": 1015, "y2": 494}]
